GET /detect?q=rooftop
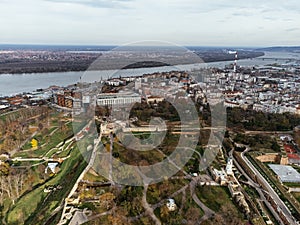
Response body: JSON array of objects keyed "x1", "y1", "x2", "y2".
[{"x1": 269, "y1": 164, "x2": 300, "y2": 183}]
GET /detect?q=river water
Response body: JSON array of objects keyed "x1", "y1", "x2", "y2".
[{"x1": 0, "y1": 51, "x2": 299, "y2": 96}]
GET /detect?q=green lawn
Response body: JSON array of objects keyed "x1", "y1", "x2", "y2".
[
  {"x1": 83, "y1": 169, "x2": 108, "y2": 183},
  {"x1": 195, "y1": 186, "x2": 235, "y2": 212},
  {"x1": 293, "y1": 193, "x2": 300, "y2": 204},
  {"x1": 21, "y1": 140, "x2": 34, "y2": 151},
  {"x1": 71, "y1": 121, "x2": 87, "y2": 133},
  {"x1": 15, "y1": 125, "x2": 73, "y2": 158},
  {"x1": 6, "y1": 146, "x2": 87, "y2": 225},
  {"x1": 284, "y1": 182, "x2": 300, "y2": 188}
]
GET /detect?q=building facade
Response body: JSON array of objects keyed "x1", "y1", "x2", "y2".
[{"x1": 97, "y1": 93, "x2": 141, "y2": 106}]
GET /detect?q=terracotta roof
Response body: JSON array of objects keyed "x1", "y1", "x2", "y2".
[{"x1": 288, "y1": 154, "x2": 300, "y2": 160}]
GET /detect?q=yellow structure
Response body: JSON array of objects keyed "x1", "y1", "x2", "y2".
[
  {"x1": 31, "y1": 138, "x2": 38, "y2": 149},
  {"x1": 256, "y1": 153, "x2": 288, "y2": 165}
]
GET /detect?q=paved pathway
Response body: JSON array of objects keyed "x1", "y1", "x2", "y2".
[
  {"x1": 189, "y1": 177, "x2": 215, "y2": 224},
  {"x1": 59, "y1": 121, "x2": 97, "y2": 225}
]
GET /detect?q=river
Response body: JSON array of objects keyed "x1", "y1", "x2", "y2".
[{"x1": 0, "y1": 51, "x2": 299, "y2": 96}]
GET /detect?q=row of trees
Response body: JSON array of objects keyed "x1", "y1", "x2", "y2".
[
  {"x1": 234, "y1": 133, "x2": 281, "y2": 152},
  {"x1": 130, "y1": 101, "x2": 180, "y2": 123},
  {"x1": 227, "y1": 107, "x2": 300, "y2": 131}
]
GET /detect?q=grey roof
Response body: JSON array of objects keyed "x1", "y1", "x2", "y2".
[{"x1": 269, "y1": 164, "x2": 300, "y2": 183}]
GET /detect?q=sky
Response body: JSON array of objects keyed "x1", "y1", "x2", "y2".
[{"x1": 0, "y1": 0, "x2": 300, "y2": 47}]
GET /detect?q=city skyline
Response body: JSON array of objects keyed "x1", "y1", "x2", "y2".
[
  {"x1": 0, "y1": 0, "x2": 300, "y2": 46},
  {"x1": 2, "y1": 1, "x2": 300, "y2": 225}
]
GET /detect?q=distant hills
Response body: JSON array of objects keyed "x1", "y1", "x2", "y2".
[
  {"x1": 1, "y1": 43, "x2": 300, "y2": 74},
  {"x1": 0, "y1": 44, "x2": 116, "y2": 51},
  {"x1": 258, "y1": 46, "x2": 300, "y2": 53},
  {"x1": 0, "y1": 45, "x2": 265, "y2": 74},
  {"x1": 0, "y1": 44, "x2": 299, "y2": 53}
]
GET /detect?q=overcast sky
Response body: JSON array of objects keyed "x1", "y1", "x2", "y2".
[{"x1": 0, "y1": 0, "x2": 299, "y2": 47}]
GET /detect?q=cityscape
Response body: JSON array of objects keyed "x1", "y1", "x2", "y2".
[{"x1": 1, "y1": 0, "x2": 300, "y2": 225}]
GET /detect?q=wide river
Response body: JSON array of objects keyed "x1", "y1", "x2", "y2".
[{"x1": 0, "y1": 51, "x2": 300, "y2": 96}]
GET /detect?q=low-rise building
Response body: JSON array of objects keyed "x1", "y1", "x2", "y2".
[
  {"x1": 211, "y1": 168, "x2": 228, "y2": 185},
  {"x1": 97, "y1": 92, "x2": 141, "y2": 106},
  {"x1": 166, "y1": 199, "x2": 176, "y2": 211}
]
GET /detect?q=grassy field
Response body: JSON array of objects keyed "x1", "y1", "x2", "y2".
[
  {"x1": 0, "y1": 109, "x2": 21, "y2": 121},
  {"x1": 195, "y1": 186, "x2": 236, "y2": 212},
  {"x1": 283, "y1": 182, "x2": 300, "y2": 188},
  {"x1": 6, "y1": 146, "x2": 87, "y2": 225},
  {"x1": 195, "y1": 186, "x2": 245, "y2": 224},
  {"x1": 293, "y1": 193, "x2": 300, "y2": 204},
  {"x1": 83, "y1": 169, "x2": 108, "y2": 183},
  {"x1": 72, "y1": 121, "x2": 87, "y2": 134},
  {"x1": 14, "y1": 124, "x2": 73, "y2": 158}
]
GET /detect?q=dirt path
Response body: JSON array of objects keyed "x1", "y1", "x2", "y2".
[{"x1": 142, "y1": 184, "x2": 161, "y2": 225}]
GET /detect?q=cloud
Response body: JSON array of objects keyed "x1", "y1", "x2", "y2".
[
  {"x1": 44, "y1": 0, "x2": 133, "y2": 9},
  {"x1": 0, "y1": 0, "x2": 300, "y2": 46},
  {"x1": 285, "y1": 28, "x2": 300, "y2": 32},
  {"x1": 231, "y1": 11, "x2": 255, "y2": 17}
]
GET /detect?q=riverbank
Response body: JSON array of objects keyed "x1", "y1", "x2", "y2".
[
  {"x1": 2, "y1": 50, "x2": 300, "y2": 97},
  {"x1": 0, "y1": 50, "x2": 264, "y2": 75}
]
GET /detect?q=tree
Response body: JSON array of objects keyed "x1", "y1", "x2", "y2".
[
  {"x1": 271, "y1": 140, "x2": 281, "y2": 152},
  {"x1": 107, "y1": 208, "x2": 130, "y2": 225},
  {"x1": 160, "y1": 205, "x2": 169, "y2": 219},
  {"x1": 210, "y1": 203, "x2": 244, "y2": 225},
  {"x1": 0, "y1": 162, "x2": 10, "y2": 176},
  {"x1": 38, "y1": 123, "x2": 43, "y2": 131},
  {"x1": 99, "y1": 192, "x2": 115, "y2": 210},
  {"x1": 186, "y1": 207, "x2": 201, "y2": 224}
]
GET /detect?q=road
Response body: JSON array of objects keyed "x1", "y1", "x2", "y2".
[
  {"x1": 232, "y1": 151, "x2": 286, "y2": 225},
  {"x1": 12, "y1": 155, "x2": 70, "y2": 162},
  {"x1": 59, "y1": 122, "x2": 99, "y2": 225},
  {"x1": 241, "y1": 148, "x2": 297, "y2": 225},
  {"x1": 244, "y1": 130, "x2": 293, "y2": 135},
  {"x1": 108, "y1": 133, "x2": 115, "y2": 185}
]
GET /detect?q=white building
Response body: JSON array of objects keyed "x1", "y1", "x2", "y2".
[
  {"x1": 226, "y1": 157, "x2": 234, "y2": 176},
  {"x1": 212, "y1": 168, "x2": 227, "y2": 185},
  {"x1": 97, "y1": 93, "x2": 141, "y2": 106},
  {"x1": 224, "y1": 100, "x2": 240, "y2": 108},
  {"x1": 45, "y1": 162, "x2": 58, "y2": 174},
  {"x1": 166, "y1": 199, "x2": 176, "y2": 211}
]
